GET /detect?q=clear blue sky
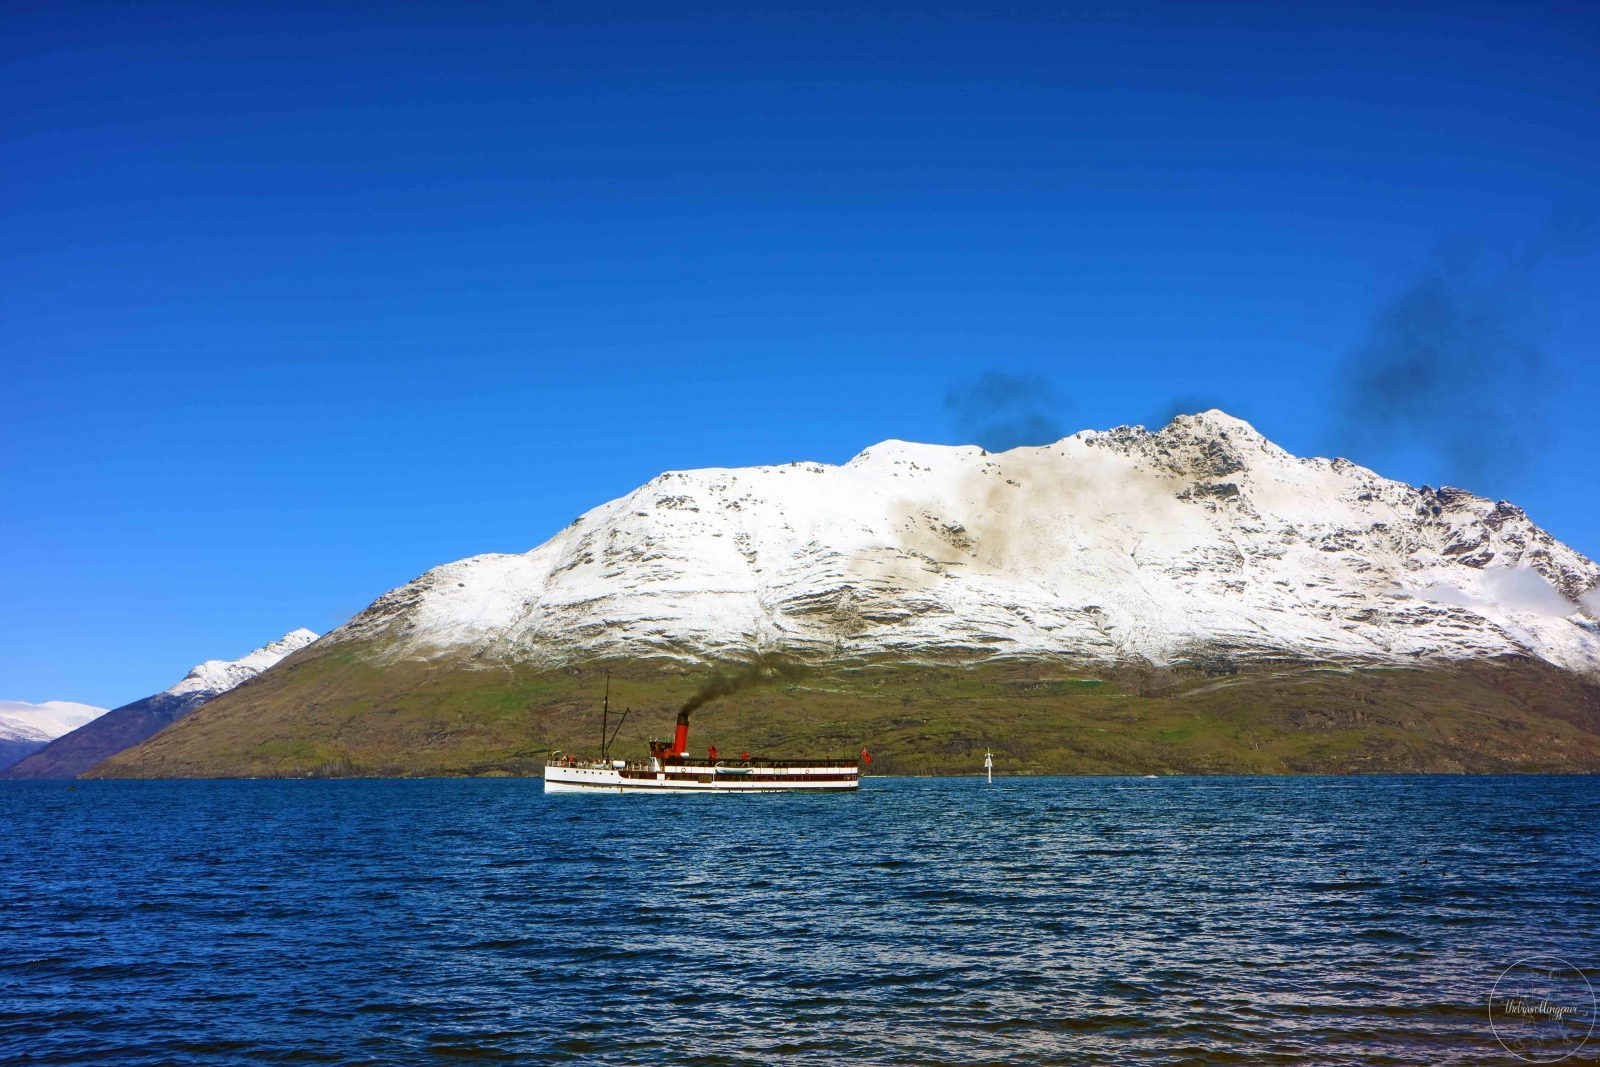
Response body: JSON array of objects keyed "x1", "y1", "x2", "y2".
[{"x1": 4, "y1": 2, "x2": 1597, "y2": 707}]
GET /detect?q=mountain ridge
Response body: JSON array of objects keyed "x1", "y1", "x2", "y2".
[
  {"x1": 3, "y1": 629, "x2": 318, "y2": 780},
  {"x1": 326, "y1": 410, "x2": 1600, "y2": 674}
]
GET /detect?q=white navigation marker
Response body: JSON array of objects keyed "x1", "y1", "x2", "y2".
[{"x1": 984, "y1": 749, "x2": 993, "y2": 784}]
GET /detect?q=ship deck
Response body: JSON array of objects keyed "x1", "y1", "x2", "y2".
[{"x1": 544, "y1": 755, "x2": 860, "y2": 792}]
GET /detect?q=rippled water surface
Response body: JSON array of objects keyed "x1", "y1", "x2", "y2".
[{"x1": 3, "y1": 777, "x2": 1596, "y2": 1065}]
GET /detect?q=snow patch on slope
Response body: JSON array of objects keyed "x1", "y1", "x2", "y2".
[{"x1": 1411, "y1": 566, "x2": 1577, "y2": 620}]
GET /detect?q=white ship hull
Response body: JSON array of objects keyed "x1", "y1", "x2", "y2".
[{"x1": 544, "y1": 761, "x2": 858, "y2": 793}]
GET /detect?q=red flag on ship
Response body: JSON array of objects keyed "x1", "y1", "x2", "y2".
[{"x1": 861, "y1": 747, "x2": 872, "y2": 765}]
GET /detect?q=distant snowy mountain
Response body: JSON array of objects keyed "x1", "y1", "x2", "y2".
[
  {"x1": 0, "y1": 701, "x2": 108, "y2": 770},
  {"x1": 329, "y1": 411, "x2": 1600, "y2": 676},
  {"x1": 2, "y1": 629, "x2": 318, "y2": 779},
  {"x1": 166, "y1": 629, "x2": 321, "y2": 699}
]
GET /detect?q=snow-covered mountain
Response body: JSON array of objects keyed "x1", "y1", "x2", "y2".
[
  {"x1": 165, "y1": 629, "x2": 321, "y2": 699},
  {"x1": 2, "y1": 629, "x2": 318, "y2": 779},
  {"x1": 328, "y1": 411, "x2": 1600, "y2": 676},
  {"x1": 0, "y1": 701, "x2": 108, "y2": 770}
]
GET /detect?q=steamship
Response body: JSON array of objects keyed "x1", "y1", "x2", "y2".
[{"x1": 543, "y1": 686, "x2": 862, "y2": 794}]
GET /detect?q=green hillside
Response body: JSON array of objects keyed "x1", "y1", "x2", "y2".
[{"x1": 88, "y1": 641, "x2": 1600, "y2": 777}]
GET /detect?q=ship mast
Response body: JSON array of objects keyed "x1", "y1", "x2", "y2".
[{"x1": 600, "y1": 670, "x2": 611, "y2": 758}]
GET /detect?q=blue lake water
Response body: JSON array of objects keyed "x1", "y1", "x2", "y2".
[{"x1": 2, "y1": 776, "x2": 1596, "y2": 1065}]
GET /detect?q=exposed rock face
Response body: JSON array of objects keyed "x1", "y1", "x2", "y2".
[
  {"x1": 326, "y1": 411, "x2": 1600, "y2": 676},
  {"x1": 2, "y1": 629, "x2": 318, "y2": 780}
]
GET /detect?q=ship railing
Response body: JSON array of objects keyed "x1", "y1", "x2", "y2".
[
  {"x1": 667, "y1": 757, "x2": 859, "y2": 769},
  {"x1": 544, "y1": 757, "x2": 623, "y2": 770}
]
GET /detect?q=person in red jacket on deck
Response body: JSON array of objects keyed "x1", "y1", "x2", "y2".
[{"x1": 708, "y1": 744, "x2": 719, "y2": 760}]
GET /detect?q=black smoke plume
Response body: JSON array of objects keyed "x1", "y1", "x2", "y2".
[
  {"x1": 680, "y1": 655, "x2": 800, "y2": 714},
  {"x1": 1333, "y1": 218, "x2": 1590, "y2": 488},
  {"x1": 945, "y1": 371, "x2": 1067, "y2": 452}
]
